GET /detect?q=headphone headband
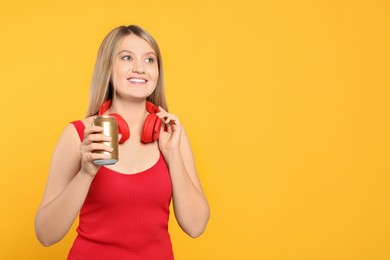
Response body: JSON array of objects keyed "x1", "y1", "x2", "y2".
[{"x1": 98, "y1": 100, "x2": 161, "y2": 144}]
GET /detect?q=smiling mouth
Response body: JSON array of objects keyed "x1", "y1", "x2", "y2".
[{"x1": 128, "y1": 77, "x2": 148, "y2": 83}]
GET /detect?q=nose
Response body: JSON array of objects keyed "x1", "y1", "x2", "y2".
[{"x1": 132, "y1": 60, "x2": 145, "y2": 73}]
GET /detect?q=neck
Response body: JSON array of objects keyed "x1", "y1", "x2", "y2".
[{"x1": 109, "y1": 97, "x2": 148, "y2": 126}]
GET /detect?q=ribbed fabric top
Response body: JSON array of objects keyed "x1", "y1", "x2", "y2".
[{"x1": 67, "y1": 121, "x2": 173, "y2": 260}]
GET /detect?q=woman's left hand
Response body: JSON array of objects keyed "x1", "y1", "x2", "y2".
[{"x1": 157, "y1": 107, "x2": 182, "y2": 156}]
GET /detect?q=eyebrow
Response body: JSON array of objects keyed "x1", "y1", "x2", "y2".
[{"x1": 117, "y1": 50, "x2": 157, "y2": 56}]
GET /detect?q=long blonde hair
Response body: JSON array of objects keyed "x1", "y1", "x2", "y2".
[{"x1": 86, "y1": 25, "x2": 168, "y2": 117}]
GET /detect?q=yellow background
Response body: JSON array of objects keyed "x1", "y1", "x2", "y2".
[{"x1": 1, "y1": 0, "x2": 389, "y2": 259}]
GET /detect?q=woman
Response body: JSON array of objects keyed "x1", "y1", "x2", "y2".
[{"x1": 34, "y1": 25, "x2": 210, "y2": 260}]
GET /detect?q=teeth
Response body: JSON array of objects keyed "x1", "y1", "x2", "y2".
[{"x1": 129, "y1": 78, "x2": 146, "y2": 83}]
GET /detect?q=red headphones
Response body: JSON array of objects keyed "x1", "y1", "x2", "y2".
[{"x1": 98, "y1": 100, "x2": 162, "y2": 144}]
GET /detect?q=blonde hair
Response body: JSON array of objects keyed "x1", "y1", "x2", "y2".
[{"x1": 86, "y1": 25, "x2": 168, "y2": 117}]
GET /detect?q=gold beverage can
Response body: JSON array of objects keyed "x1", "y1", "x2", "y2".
[{"x1": 92, "y1": 116, "x2": 119, "y2": 165}]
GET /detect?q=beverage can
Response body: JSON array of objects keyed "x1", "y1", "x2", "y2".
[{"x1": 92, "y1": 116, "x2": 119, "y2": 165}]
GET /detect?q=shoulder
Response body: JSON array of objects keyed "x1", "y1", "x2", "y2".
[
  {"x1": 70, "y1": 117, "x2": 95, "y2": 129},
  {"x1": 180, "y1": 124, "x2": 192, "y2": 149},
  {"x1": 179, "y1": 124, "x2": 196, "y2": 164},
  {"x1": 61, "y1": 116, "x2": 95, "y2": 144},
  {"x1": 51, "y1": 117, "x2": 95, "y2": 167}
]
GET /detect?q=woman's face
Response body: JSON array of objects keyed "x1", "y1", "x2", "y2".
[{"x1": 111, "y1": 34, "x2": 159, "y2": 101}]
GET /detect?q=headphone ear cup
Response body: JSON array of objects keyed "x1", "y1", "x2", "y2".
[
  {"x1": 141, "y1": 114, "x2": 161, "y2": 143},
  {"x1": 109, "y1": 113, "x2": 130, "y2": 144},
  {"x1": 153, "y1": 116, "x2": 162, "y2": 141}
]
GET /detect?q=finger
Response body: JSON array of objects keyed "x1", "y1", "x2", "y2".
[
  {"x1": 156, "y1": 108, "x2": 172, "y2": 118},
  {"x1": 89, "y1": 133, "x2": 112, "y2": 142},
  {"x1": 86, "y1": 143, "x2": 114, "y2": 153},
  {"x1": 157, "y1": 111, "x2": 176, "y2": 121},
  {"x1": 165, "y1": 122, "x2": 173, "y2": 134},
  {"x1": 84, "y1": 125, "x2": 103, "y2": 135},
  {"x1": 156, "y1": 111, "x2": 168, "y2": 119},
  {"x1": 85, "y1": 152, "x2": 110, "y2": 162},
  {"x1": 83, "y1": 133, "x2": 112, "y2": 144},
  {"x1": 164, "y1": 115, "x2": 179, "y2": 125},
  {"x1": 156, "y1": 110, "x2": 181, "y2": 130}
]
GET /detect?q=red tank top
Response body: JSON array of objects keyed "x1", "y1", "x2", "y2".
[{"x1": 67, "y1": 121, "x2": 174, "y2": 260}]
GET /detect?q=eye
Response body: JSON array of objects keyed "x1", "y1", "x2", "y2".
[
  {"x1": 121, "y1": 55, "x2": 132, "y2": 61},
  {"x1": 145, "y1": 57, "x2": 154, "y2": 63}
]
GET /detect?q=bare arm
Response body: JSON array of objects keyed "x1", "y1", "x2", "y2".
[
  {"x1": 34, "y1": 122, "x2": 112, "y2": 246},
  {"x1": 157, "y1": 108, "x2": 210, "y2": 238}
]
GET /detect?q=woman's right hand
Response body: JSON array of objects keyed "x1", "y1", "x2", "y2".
[{"x1": 80, "y1": 125, "x2": 113, "y2": 177}]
